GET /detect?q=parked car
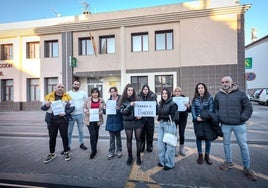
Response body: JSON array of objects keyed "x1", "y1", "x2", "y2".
[
  {"x1": 252, "y1": 89, "x2": 262, "y2": 102},
  {"x1": 258, "y1": 88, "x2": 268, "y2": 106}
]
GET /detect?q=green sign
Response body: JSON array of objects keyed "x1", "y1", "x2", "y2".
[
  {"x1": 69, "y1": 57, "x2": 77, "y2": 67},
  {"x1": 245, "y1": 58, "x2": 252, "y2": 69}
]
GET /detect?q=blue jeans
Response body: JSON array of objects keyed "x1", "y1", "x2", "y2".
[
  {"x1": 196, "y1": 139, "x2": 211, "y2": 154},
  {"x1": 68, "y1": 113, "x2": 85, "y2": 147},
  {"x1": 158, "y1": 121, "x2": 176, "y2": 168},
  {"x1": 221, "y1": 124, "x2": 250, "y2": 168}
]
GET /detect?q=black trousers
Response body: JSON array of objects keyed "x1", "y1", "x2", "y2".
[
  {"x1": 141, "y1": 119, "x2": 155, "y2": 151},
  {"x1": 48, "y1": 118, "x2": 69, "y2": 153},
  {"x1": 87, "y1": 122, "x2": 100, "y2": 153},
  {"x1": 176, "y1": 116, "x2": 188, "y2": 145}
]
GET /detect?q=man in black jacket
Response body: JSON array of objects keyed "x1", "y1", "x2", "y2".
[{"x1": 215, "y1": 76, "x2": 257, "y2": 181}]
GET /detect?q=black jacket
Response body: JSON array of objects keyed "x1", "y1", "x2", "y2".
[{"x1": 157, "y1": 98, "x2": 178, "y2": 121}]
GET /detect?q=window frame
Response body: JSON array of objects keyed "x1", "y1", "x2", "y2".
[
  {"x1": 44, "y1": 40, "x2": 59, "y2": 58},
  {"x1": 26, "y1": 42, "x2": 40, "y2": 59},
  {"x1": 1, "y1": 79, "x2": 14, "y2": 101},
  {"x1": 99, "y1": 35, "x2": 115, "y2": 54},
  {"x1": 155, "y1": 30, "x2": 173, "y2": 51},
  {"x1": 78, "y1": 37, "x2": 94, "y2": 56},
  {"x1": 1, "y1": 44, "x2": 13, "y2": 60},
  {"x1": 131, "y1": 32, "x2": 149, "y2": 52},
  {"x1": 131, "y1": 76, "x2": 148, "y2": 93},
  {"x1": 154, "y1": 75, "x2": 173, "y2": 95},
  {"x1": 27, "y1": 78, "x2": 40, "y2": 101}
]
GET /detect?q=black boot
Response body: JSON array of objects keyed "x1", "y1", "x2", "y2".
[
  {"x1": 136, "y1": 155, "x2": 141, "y2": 165},
  {"x1": 127, "y1": 155, "x2": 133, "y2": 166},
  {"x1": 205, "y1": 153, "x2": 212, "y2": 165},
  {"x1": 197, "y1": 153, "x2": 203, "y2": 164}
]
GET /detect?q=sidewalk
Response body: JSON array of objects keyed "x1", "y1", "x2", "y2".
[{"x1": 0, "y1": 111, "x2": 267, "y2": 187}]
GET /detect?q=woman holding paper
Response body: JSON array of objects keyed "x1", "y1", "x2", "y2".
[
  {"x1": 83, "y1": 88, "x2": 105, "y2": 159},
  {"x1": 172, "y1": 87, "x2": 191, "y2": 156},
  {"x1": 104, "y1": 87, "x2": 124, "y2": 160},
  {"x1": 118, "y1": 84, "x2": 143, "y2": 166}
]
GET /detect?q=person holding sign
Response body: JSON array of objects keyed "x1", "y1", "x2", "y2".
[
  {"x1": 139, "y1": 84, "x2": 157, "y2": 153},
  {"x1": 83, "y1": 88, "x2": 105, "y2": 159},
  {"x1": 172, "y1": 87, "x2": 191, "y2": 156},
  {"x1": 104, "y1": 87, "x2": 124, "y2": 160},
  {"x1": 157, "y1": 88, "x2": 178, "y2": 170},
  {"x1": 41, "y1": 83, "x2": 74, "y2": 164},
  {"x1": 118, "y1": 84, "x2": 143, "y2": 166}
]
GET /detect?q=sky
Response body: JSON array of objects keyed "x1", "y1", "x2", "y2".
[{"x1": 0, "y1": 0, "x2": 267, "y2": 45}]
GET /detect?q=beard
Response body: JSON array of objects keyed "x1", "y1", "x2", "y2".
[
  {"x1": 73, "y1": 86, "x2": 79, "y2": 91},
  {"x1": 222, "y1": 85, "x2": 230, "y2": 90}
]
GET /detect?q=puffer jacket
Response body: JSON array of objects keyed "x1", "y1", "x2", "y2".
[
  {"x1": 157, "y1": 98, "x2": 178, "y2": 121},
  {"x1": 119, "y1": 96, "x2": 139, "y2": 121},
  {"x1": 191, "y1": 95, "x2": 214, "y2": 122},
  {"x1": 215, "y1": 84, "x2": 252, "y2": 125}
]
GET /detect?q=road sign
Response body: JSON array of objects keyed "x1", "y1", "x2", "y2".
[
  {"x1": 246, "y1": 72, "x2": 256, "y2": 81},
  {"x1": 245, "y1": 58, "x2": 252, "y2": 69}
]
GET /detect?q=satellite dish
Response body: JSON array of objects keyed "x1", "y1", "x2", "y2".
[{"x1": 51, "y1": 8, "x2": 61, "y2": 18}]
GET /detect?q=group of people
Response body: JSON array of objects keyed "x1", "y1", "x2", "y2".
[{"x1": 41, "y1": 76, "x2": 257, "y2": 181}]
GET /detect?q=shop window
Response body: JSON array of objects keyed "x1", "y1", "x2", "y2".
[
  {"x1": 131, "y1": 76, "x2": 148, "y2": 92},
  {"x1": 131, "y1": 32, "x2": 148, "y2": 52},
  {"x1": 100, "y1": 35, "x2": 115, "y2": 54},
  {"x1": 44, "y1": 40, "x2": 59, "y2": 58},
  {"x1": 155, "y1": 30, "x2": 173, "y2": 51},
  {"x1": 1, "y1": 44, "x2": 13, "y2": 60},
  {"x1": 27, "y1": 78, "x2": 40, "y2": 101},
  {"x1": 1, "y1": 79, "x2": 14, "y2": 101},
  {"x1": 26, "y1": 42, "x2": 40, "y2": 59},
  {"x1": 155, "y1": 75, "x2": 173, "y2": 94}
]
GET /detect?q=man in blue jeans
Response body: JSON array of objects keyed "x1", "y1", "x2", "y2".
[
  {"x1": 215, "y1": 76, "x2": 257, "y2": 181},
  {"x1": 67, "y1": 80, "x2": 88, "y2": 152}
]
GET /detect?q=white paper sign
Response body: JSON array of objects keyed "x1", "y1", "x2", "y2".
[
  {"x1": 173, "y1": 97, "x2": 189, "y2": 111},
  {"x1": 134, "y1": 101, "x2": 156, "y2": 117},
  {"x1": 89, "y1": 109, "x2": 99, "y2": 122},
  {"x1": 106, "y1": 100, "x2": 117, "y2": 115},
  {"x1": 51, "y1": 100, "x2": 65, "y2": 115}
]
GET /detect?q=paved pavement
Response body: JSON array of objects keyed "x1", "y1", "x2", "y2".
[{"x1": 0, "y1": 105, "x2": 267, "y2": 188}]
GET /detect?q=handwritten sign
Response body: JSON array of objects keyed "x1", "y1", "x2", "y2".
[
  {"x1": 89, "y1": 109, "x2": 99, "y2": 122},
  {"x1": 106, "y1": 100, "x2": 117, "y2": 115},
  {"x1": 134, "y1": 101, "x2": 156, "y2": 117},
  {"x1": 173, "y1": 97, "x2": 189, "y2": 111},
  {"x1": 51, "y1": 100, "x2": 65, "y2": 115}
]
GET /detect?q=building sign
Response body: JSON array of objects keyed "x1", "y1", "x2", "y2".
[
  {"x1": 69, "y1": 56, "x2": 77, "y2": 67},
  {"x1": 246, "y1": 72, "x2": 256, "y2": 81},
  {"x1": 0, "y1": 63, "x2": 13, "y2": 68},
  {"x1": 245, "y1": 58, "x2": 252, "y2": 69}
]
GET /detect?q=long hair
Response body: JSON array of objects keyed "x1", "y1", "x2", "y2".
[
  {"x1": 192, "y1": 83, "x2": 210, "y2": 101},
  {"x1": 159, "y1": 87, "x2": 171, "y2": 107},
  {"x1": 91, "y1": 87, "x2": 100, "y2": 97},
  {"x1": 117, "y1": 83, "x2": 137, "y2": 106}
]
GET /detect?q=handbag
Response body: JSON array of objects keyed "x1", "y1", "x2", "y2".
[{"x1": 163, "y1": 115, "x2": 177, "y2": 146}]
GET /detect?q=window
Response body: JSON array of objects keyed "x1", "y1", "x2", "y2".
[
  {"x1": 100, "y1": 35, "x2": 115, "y2": 54},
  {"x1": 44, "y1": 77, "x2": 58, "y2": 94},
  {"x1": 1, "y1": 44, "x2": 13, "y2": 60},
  {"x1": 155, "y1": 75, "x2": 173, "y2": 94},
  {"x1": 27, "y1": 42, "x2": 40, "y2": 58},
  {"x1": 155, "y1": 30, "x2": 173, "y2": 51},
  {"x1": 27, "y1": 78, "x2": 40, "y2": 101},
  {"x1": 131, "y1": 76, "x2": 148, "y2": 93},
  {"x1": 44, "y1": 40, "x2": 59, "y2": 58},
  {"x1": 131, "y1": 33, "x2": 148, "y2": 52},
  {"x1": 1, "y1": 79, "x2": 14, "y2": 101},
  {"x1": 79, "y1": 37, "x2": 94, "y2": 55}
]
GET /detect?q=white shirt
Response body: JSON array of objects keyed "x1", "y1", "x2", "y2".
[{"x1": 67, "y1": 90, "x2": 87, "y2": 115}]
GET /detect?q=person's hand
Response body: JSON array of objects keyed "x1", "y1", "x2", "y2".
[
  {"x1": 45, "y1": 101, "x2": 51, "y2": 107},
  {"x1": 130, "y1": 101, "x2": 135, "y2": 106},
  {"x1": 59, "y1": 113, "x2": 65, "y2": 116},
  {"x1": 197, "y1": 116, "x2": 203, "y2": 121},
  {"x1": 136, "y1": 116, "x2": 141, "y2": 119}
]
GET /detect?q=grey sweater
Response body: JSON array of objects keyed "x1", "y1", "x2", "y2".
[{"x1": 214, "y1": 84, "x2": 253, "y2": 125}]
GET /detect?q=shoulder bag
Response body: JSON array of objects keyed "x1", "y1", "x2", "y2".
[{"x1": 163, "y1": 115, "x2": 177, "y2": 146}]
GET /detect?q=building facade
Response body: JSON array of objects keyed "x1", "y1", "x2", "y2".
[
  {"x1": 245, "y1": 35, "x2": 268, "y2": 94},
  {"x1": 0, "y1": 0, "x2": 250, "y2": 111}
]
